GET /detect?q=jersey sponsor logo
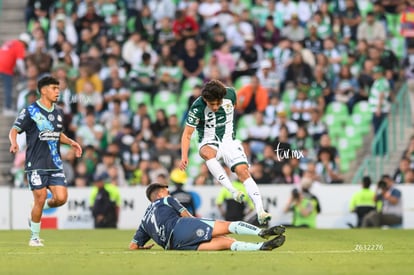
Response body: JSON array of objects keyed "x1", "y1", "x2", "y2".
[
  {"x1": 39, "y1": 131, "x2": 60, "y2": 141},
  {"x1": 51, "y1": 172, "x2": 65, "y2": 178},
  {"x1": 48, "y1": 114, "x2": 55, "y2": 121},
  {"x1": 30, "y1": 171, "x2": 42, "y2": 186},
  {"x1": 206, "y1": 112, "x2": 215, "y2": 128},
  {"x1": 57, "y1": 115, "x2": 62, "y2": 122},
  {"x1": 187, "y1": 111, "x2": 200, "y2": 125},
  {"x1": 57, "y1": 124, "x2": 63, "y2": 128},
  {"x1": 223, "y1": 103, "x2": 232, "y2": 113}
]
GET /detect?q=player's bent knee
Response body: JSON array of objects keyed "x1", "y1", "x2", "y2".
[
  {"x1": 234, "y1": 165, "x2": 250, "y2": 181},
  {"x1": 55, "y1": 196, "x2": 68, "y2": 206}
]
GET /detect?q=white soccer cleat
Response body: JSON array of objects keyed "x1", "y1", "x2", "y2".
[
  {"x1": 29, "y1": 239, "x2": 44, "y2": 247},
  {"x1": 258, "y1": 211, "x2": 272, "y2": 225},
  {"x1": 232, "y1": 191, "x2": 245, "y2": 203}
]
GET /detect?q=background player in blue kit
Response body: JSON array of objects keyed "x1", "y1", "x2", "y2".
[
  {"x1": 129, "y1": 183, "x2": 286, "y2": 251},
  {"x1": 9, "y1": 76, "x2": 82, "y2": 247}
]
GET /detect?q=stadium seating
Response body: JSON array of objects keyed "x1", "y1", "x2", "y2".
[
  {"x1": 236, "y1": 114, "x2": 256, "y2": 141},
  {"x1": 325, "y1": 102, "x2": 349, "y2": 123},
  {"x1": 234, "y1": 76, "x2": 252, "y2": 91},
  {"x1": 352, "y1": 101, "x2": 372, "y2": 124},
  {"x1": 350, "y1": 113, "x2": 370, "y2": 136},
  {"x1": 322, "y1": 114, "x2": 343, "y2": 144},
  {"x1": 337, "y1": 137, "x2": 356, "y2": 173},
  {"x1": 129, "y1": 91, "x2": 155, "y2": 119},
  {"x1": 152, "y1": 90, "x2": 178, "y2": 116},
  {"x1": 182, "y1": 77, "x2": 203, "y2": 94},
  {"x1": 344, "y1": 124, "x2": 363, "y2": 150}
]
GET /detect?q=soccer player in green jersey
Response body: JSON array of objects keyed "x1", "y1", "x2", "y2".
[{"x1": 179, "y1": 80, "x2": 272, "y2": 225}]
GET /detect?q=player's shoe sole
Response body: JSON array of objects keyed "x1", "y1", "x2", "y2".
[
  {"x1": 29, "y1": 239, "x2": 44, "y2": 247},
  {"x1": 259, "y1": 225, "x2": 286, "y2": 239},
  {"x1": 233, "y1": 191, "x2": 245, "y2": 203},
  {"x1": 258, "y1": 211, "x2": 272, "y2": 225},
  {"x1": 260, "y1": 235, "x2": 286, "y2": 251}
]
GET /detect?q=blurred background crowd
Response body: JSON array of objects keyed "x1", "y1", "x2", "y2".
[{"x1": 3, "y1": 0, "x2": 414, "y2": 190}]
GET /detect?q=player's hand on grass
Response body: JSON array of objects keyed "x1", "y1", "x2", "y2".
[
  {"x1": 129, "y1": 242, "x2": 155, "y2": 250},
  {"x1": 9, "y1": 143, "x2": 19, "y2": 154}
]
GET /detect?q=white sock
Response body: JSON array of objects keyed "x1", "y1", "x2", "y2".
[
  {"x1": 205, "y1": 159, "x2": 237, "y2": 193},
  {"x1": 43, "y1": 200, "x2": 50, "y2": 210},
  {"x1": 230, "y1": 241, "x2": 262, "y2": 251},
  {"x1": 228, "y1": 221, "x2": 261, "y2": 235},
  {"x1": 243, "y1": 177, "x2": 265, "y2": 213},
  {"x1": 30, "y1": 221, "x2": 41, "y2": 240}
]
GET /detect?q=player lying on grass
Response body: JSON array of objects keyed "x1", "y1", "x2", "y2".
[{"x1": 129, "y1": 183, "x2": 286, "y2": 251}]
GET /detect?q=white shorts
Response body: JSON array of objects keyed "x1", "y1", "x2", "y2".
[{"x1": 200, "y1": 139, "x2": 248, "y2": 171}]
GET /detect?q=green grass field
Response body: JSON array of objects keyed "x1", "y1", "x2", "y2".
[{"x1": 1, "y1": 229, "x2": 413, "y2": 275}]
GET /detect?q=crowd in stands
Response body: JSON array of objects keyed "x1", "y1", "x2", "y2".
[{"x1": 8, "y1": 0, "x2": 414, "y2": 188}]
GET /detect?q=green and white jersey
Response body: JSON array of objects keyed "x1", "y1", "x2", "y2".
[
  {"x1": 250, "y1": 5, "x2": 269, "y2": 27},
  {"x1": 186, "y1": 87, "x2": 236, "y2": 144},
  {"x1": 369, "y1": 77, "x2": 390, "y2": 113}
]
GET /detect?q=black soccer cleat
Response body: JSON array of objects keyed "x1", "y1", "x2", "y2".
[
  {"x1": 260, "y1": 235, "x2": 286, "y2": 251},
  {"x1": 259, "y1": 225, "x2": 286, "y2": 239}
]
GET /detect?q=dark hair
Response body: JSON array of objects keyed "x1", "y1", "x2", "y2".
[
  {"x1": 146, "y1": 182, "x2": 168, "y2": 201},
  {"x1": 142, "y1": 52, "x2": 151, "y2": 61},
  {"x1": 37, "y1": 76, "x2": 59, "y2": 93},
  {"x1": 362, "y1": 176, "x2": 371, "y2": 188},
  {"x1": 292, "y1": 188, "x2": 300, "y2": 200},
  {"x1": 201, "y1": 80, "x2": 227, "y2": 102},
  {"x1": 377, "y1": 180, "x2": 387, "y2": 190},
  {"x1": 381, "y1": 174, "x2": 391, "y2": 181}
]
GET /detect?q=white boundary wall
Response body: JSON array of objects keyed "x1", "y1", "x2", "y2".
[{"x1": 2, "y1": 185, "x2": 414, "y2": 230}]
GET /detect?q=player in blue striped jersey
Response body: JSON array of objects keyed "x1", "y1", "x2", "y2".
[
  {"x1": 9, "y1": 76, "x2": 82, "y2": 246},
  {"x1": 129, "y1": 183, "x2": 286, "y2": 251}
]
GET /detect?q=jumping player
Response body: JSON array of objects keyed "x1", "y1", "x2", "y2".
[{"x1": 179, "y1": 79, "x2": 271, "y2": 224}]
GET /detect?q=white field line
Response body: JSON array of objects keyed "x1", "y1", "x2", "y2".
[{"x1": 4, "y1": 250, "x2": 408, "y2": 255}]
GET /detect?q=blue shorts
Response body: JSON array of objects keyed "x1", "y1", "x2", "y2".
[
  {"x1": 27, "y1": 170, "x2": 67, "y2": 191},
  {"x1": 170, "y1": 218, "x2": 214, "y2": 250}
]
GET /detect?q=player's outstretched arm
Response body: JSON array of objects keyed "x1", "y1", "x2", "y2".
[
  {"x1": 129, "y1": 242, "x2": 155, "y2": 250},
  {"x1": 180, "y1": 125, "x2": 195, "y2": 170},
  {"x1": 60, "y1": 133, "x2": 82, "y2": 158}
]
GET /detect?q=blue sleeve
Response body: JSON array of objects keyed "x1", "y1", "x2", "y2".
[
  {"x1": 13, "y1": 107, "x2": 31, "y2": 133},
  {"x1": 167, "y1": 196, "x2": 187, "y2": 213},
  {"x1": 132, "y1": 224, "x2": 151, "y2": 247},
  {"x1": 391, "y1": 188, "x2": 401, "y2": 199}
]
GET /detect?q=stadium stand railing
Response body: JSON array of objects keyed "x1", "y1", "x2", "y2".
[{"x1": 352, "y1": 84, "x2": 412, "y2": 183}]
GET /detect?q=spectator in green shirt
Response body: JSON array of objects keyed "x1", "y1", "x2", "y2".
[
  {"x1": 284, "y1": 188, "x2": 317, "y2": 228},
  {"x1": 216, "y1": 180, "x2": 255, "y2": 224},
  {"x1": 349, "y1": 176, "x2": 376, "y2": 227}
]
